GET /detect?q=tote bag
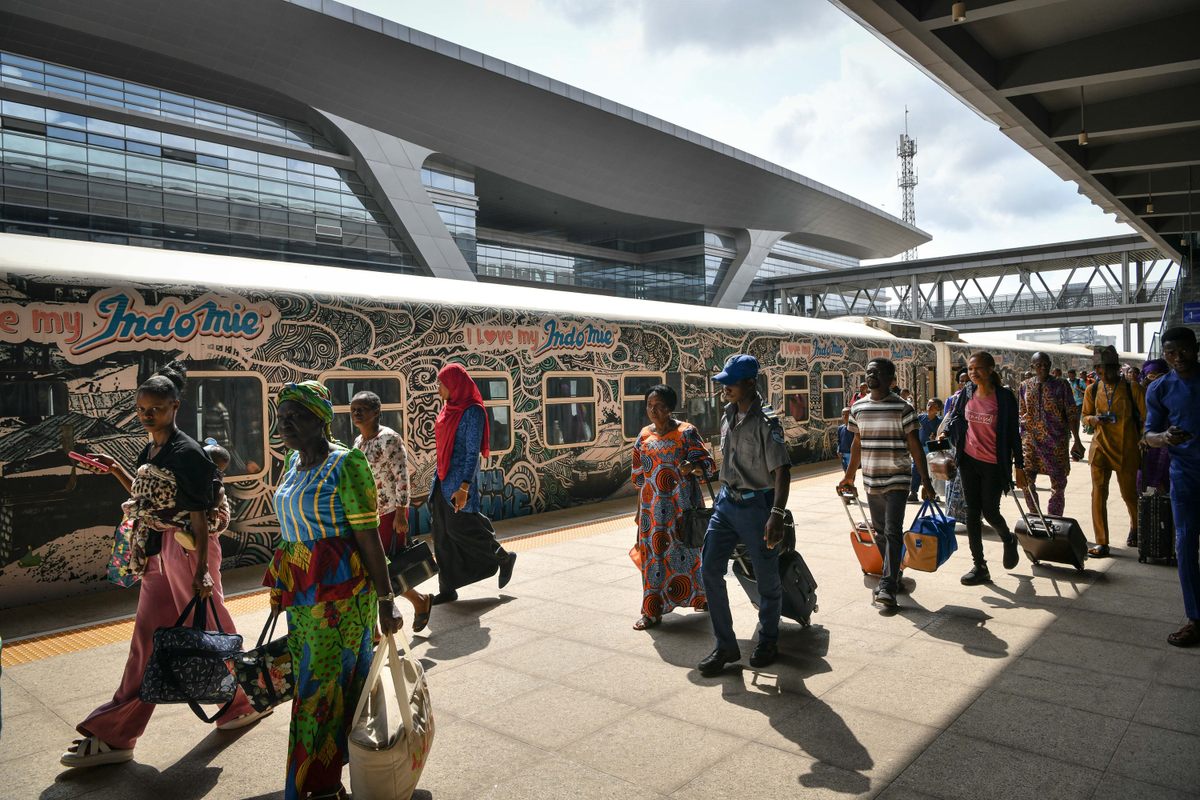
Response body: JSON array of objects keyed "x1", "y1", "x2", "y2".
[
  {"x1": 348, "y1": 629, "x2": 435, "y2": 800},
  {"x1": 234, "y1": 613, "x2": 294, "y2": 713},
  {"x1": 901, "y1": 500, "x2": 958, "y2": 573},
  {"x1": 140, "y1": 594, "x2": 243, "y2": 722},
  {"x1": 678, "y1": 476, "x2": 717, "y2": 548}
]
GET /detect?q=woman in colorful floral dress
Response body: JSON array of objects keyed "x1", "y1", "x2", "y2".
[
  {"x1": 631, "y1": 384, "x2": 716, "y2": 630},
  {"x1": 264, "y1": 381, "x2": 401, "y2": 800}
]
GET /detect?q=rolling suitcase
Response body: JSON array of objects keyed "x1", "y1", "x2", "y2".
[
  {"x1": 731, "y1": 512, "x2": 818, "y2": 627},
  {"x1": 1137, "y1": 492, "x2": 1176, "y2": 565},
  {"x1": 1012, "y1": 491, "x2": 1088, "y2": 572},
  {"x1": 840, "y1": 490, "x2": 883, "y2": 577}
]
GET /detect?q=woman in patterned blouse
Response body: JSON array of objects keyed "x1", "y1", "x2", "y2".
[{"x1": 351, "y1": 390, "x2": 433, "y2": 632}]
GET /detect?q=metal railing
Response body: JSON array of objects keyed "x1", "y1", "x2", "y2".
[{"x1": 840, "y1": 283, "x2": 1177, "y2": 322}]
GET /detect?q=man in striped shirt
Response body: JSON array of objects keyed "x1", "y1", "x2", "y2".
[{"x1": 838, "y1": 358, "x2": 935, "y2": 608}]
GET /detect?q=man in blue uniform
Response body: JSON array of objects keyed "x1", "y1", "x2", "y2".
[
  {"x1": 699, "y1": 354, "x2": 792, "y2": 676},
  {"x1": 1143, "y1": 326, "x2": 1200, "y2": 647}
]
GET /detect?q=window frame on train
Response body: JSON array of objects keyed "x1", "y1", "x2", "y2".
[
  {"x1": 0, "y1": 378, "x2": 69, "y2": 424},
  {"x1": 542, "y1": 371, "x2": 598, "y2": 449},
  {"x1": 620, "y1": 371, "x2": 666, "y2": 442},
  {"x1": 820, "y1": 370, "x2": 846, "y2": 419},
  {"x1": 179, "y1": 370, "x2": 269, "y2": 482},
  {"x1": 469, "y1": 371, "x2": 514, "y2": 457},
  {"x1": 782, "y1": 372, "x2": 810, "y2": 423},
  {"x1": 319, "y1": 370, "x2": 408, "y2": 452}
]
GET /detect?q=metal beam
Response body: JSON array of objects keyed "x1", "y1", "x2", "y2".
[
  {"x1": 1065, "y1": 129, "x2": 1200, "y2": 174},
  {"x1": 995, "y1": 10, "x2": 1200, "y2": 97},
  {"x1": 1050, "y1": 83, "x2": 1200, "y2": 142},
  {"x1": 1101, "y1": 169, "x2": 1197, "y2": 199},
  {"x1": 918, "y1": 0, "x2": 1069, "y2": 30}
]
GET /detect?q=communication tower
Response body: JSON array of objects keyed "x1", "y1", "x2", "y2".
[{"x1": 898, "y1": 108, "x2": 918, "y2": 261}]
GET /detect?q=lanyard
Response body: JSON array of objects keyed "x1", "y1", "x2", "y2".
[{"x1": 1101, "y1": 380, "x2": 1116, "y2": 415}]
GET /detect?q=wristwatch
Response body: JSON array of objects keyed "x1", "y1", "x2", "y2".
[{"x1": 378, "y1": 593, "x2": 396, "y2": 603}]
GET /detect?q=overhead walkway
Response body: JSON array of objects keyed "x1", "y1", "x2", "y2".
[
  {"x1": 750, "y1": 235, "x2": 1175, "y2": 347},
  {"x1": 3, "y1": 466, "x2": 1197, "y2": 800}
]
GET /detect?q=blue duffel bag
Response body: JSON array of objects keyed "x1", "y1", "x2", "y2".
[{"x1": 902, "y1": 500, "x2": 958, "y2": 572}]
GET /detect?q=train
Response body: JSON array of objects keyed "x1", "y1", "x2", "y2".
[{"x1": 0, "y1": 234, "x2": 1140, "y2": 607}]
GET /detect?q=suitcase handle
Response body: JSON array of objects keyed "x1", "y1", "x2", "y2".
[
  {"x1": 839, "y1": 489, "x2": 874, "y2": 533},
  {"x1": 1011, "y1": 489, "x2": 1056, "y2": 540}
]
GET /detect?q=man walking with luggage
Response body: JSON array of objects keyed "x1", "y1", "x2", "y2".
[
  {"x1": 1143, "y1": 327, "x2": 1200, "y2": 647},
  {"x1": 838, "y1": 358, "x2": 935, "y2": 608},
  {"x1": 1082, "y1": 346, "x2": 1145, "y2": 557},
  {"x1": 1019, "y1": 353, "x2": 1082, "y2": 517},
  {"x1": 698, "y1": 354, "x2": 792, "y2": 676}
]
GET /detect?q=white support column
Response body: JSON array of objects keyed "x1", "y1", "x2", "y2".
[{"x1": 712, "y1": 230, "x2": 787, "y2": 308}]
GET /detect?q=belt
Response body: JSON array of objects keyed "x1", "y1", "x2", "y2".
[{"x1": 722, "y1": 486, "x2": 771, "y2": 502}]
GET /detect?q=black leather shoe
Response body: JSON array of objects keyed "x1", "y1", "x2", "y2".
[
  {"x1": 1002, "y1": 536, "x2": 1020, "y2": 570},
  {"x1": 907, "y1": 492, "x2": 919, "y2": 503},
  {"x1": 1125, "y1": 532, "x2": 1138, "y2": 548},
  {"x1": 960, "y1": 564, "x2": 991, "y2": 586},
  {"x1": 873, "y1": 588, "x2": 897, "y2": 608},
  {"x1": 749, "y1": 641, "x2": 779, "y2": 668},
  {"x1": 498, "y1": 552, "x2": 517, "y2": 589},
  {"x1": 431, "y1": 590, "x2": 458, "y2": 606},
  {"x1": 698, "y1": 647, "x2": 740, "y2": 677}
]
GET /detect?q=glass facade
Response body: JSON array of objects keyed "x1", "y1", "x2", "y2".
[{"x1": 0, "y1": 51, "x2": 420, "y2": 272}]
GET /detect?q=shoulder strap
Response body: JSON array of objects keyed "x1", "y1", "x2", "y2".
[{"x1": 1125, "y1": 381, "x2": 1141, "y2": 429}]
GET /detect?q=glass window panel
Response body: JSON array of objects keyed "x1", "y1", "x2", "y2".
[
  {"x1": 258, "y1": 178, "x2": 287, "y2": 197},
  {"x1": 85, "y1": 146, "x2": 124, "y2": 168},
  {"x1": 3, "y1": 132, "x2": 46, "y2": 155},
  {"x1": 258, "y1": 165, "x2": 288, "y2": 181},
  {"x1": 258, "y1": 152, "x2": 286, "y2": 169},
  {"x1": 162, "y1": 161, "x2": 196, "y2": 181},
  {"x1": 46, "y1": 126, "x2": 86, "y2": 143},
  {"x1": 161, "y1": 132, "x2": 195, "y2": 150},
  {"x1": 1, "y1": 100, "x2": 46, "y2": 121},
  {"x1": 473, "y1": 377, "x2": 509, "y2": 401},
  {"x1": 324, "y1": 376, "x2": 402, "y2": 406},
  {"x1": 44, "y1": 110, "x2": 86, "y2": 129},
  {"x1": 0, "y1": 380, "x2": 67, "y2": 422},
  {"x1": 784, "y1": 375, "x2": 808, "y2": 391},
  {"x1": 178, "y1": 376, "x2": 265, "y2": 478},
  {"x1": 86, "y1": 133, "x2": 125, "y2": 150},
  {"x1": 545, "y1": 402, "x2": 595, "y2": 446},
  {"x1": 84, "y1": 117, "x2": 124, "y2": 136},
  {"x1": 125, "y1": 141, "x2": 161, "y2": 157},
  {"x1": 486, "y1": 406, "x2": 511, "y2": 452}
]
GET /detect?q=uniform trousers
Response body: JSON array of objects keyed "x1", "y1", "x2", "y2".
[{"x1": 700, "y1": 490, "x2": 780, "y2": 652}]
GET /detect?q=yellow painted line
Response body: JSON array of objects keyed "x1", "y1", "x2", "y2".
[{"x1": 1, "y1": 514, "x2": 633, "y2": 667}]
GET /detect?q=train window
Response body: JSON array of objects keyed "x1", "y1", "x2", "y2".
[
  {"x1": 684, "y1": 374, "x2": 722, "y2": 438},
  {"x1": 471, "y1": 372, "x2": 513, "y2": 455},
  {"x1": 180, "y1": 372, "x2": 267, "y2": 479},
  {"x1": 321, "y1": 372, "x2": 407, "y2": 450},
  {"x1": 621, "y1": 372, "x2": 665, "y2": 440},
  {"x1": 783, "y1": 374, "x2": 810, "y2": 422},
  {"x1": 544, "y1": 373, "x2": 596, "y2": 447},
  {"x1": 0, "y1": 380, "x2": 68, "y2": 424},
  {"x1": 821, "y1": 372, "x2": 845, "y2": 419}
]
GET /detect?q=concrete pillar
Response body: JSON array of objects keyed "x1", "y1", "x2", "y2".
[
  {"x1": 712, "y1": 230, "x2": 787, "y2": 308},
  {"x1": 1137, "y1": 322, "x2": 1145, "y2": 353},
  {"x1": 1122, "y1": 315, "x2": 1131, "y2": 352},
  {"x1": 910, "y1": 274, "x2": 920, "y2": 321}
]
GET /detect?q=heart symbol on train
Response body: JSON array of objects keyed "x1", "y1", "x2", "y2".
[{"x1": 484, "y1": 330, "x2": 500, "y2": 345}]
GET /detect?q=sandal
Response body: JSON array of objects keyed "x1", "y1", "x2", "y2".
[
  {"x1": 309, "y1": 785, "x2": 349, "y2": 800},
  {"x1": 1088, "y1": 544, "x2": 1110, "y2": 558},
  {"x1": 412, "y1": 593, "x2": 432, "y2": 633},
  {"x1": 1167, "y1": 622, "x2": 1199, "y2": 648},
  {"x1": 633, "y1": 615, "x2": 661, "y2": 631},
  {"x1": 216, "y1": 707, "x2": 272, "y2": 730},
  {"x1": 60, "y1": 735, "x2": 134, "y2": 768}
]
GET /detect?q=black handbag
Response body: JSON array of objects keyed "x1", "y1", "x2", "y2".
[
  {"x1": 387, "y1": 538, "x2": 439, "y2": 595},
  {"x1": 234, "y1": 613, "x2": 294, "y2": 713},
  {"x1": 140, "y1": 594, "x2": 244, "y2": 722},
  {"x1": 678, "y1": 477, "x2": 718, "y2": 549}
]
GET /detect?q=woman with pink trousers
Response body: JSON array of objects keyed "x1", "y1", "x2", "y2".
[{"x1": 61, "y1": 362, "x2": 268, "y2": 768}]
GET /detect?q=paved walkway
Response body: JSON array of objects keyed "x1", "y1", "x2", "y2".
[{"x1": 2, "y1": 465, "x2": 1197, "y2": 800}]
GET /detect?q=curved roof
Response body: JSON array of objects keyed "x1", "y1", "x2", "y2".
[
  {"x1": 2, "y1": 0, "x2": 929, "y2": 260},
  {"x1": 0, "y1": 234, "x2": 908, "y2": 341}
]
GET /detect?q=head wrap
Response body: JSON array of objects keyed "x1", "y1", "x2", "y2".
[
  {"x1": 1142, "y1": 358, "x2": 1168, "y2": 378},
  {"x1": 435, "y1": 363, "x2": 490, "y2": 481},
  {"x1": 278, "y1": 380, "x2": 335, "y2": 439}
]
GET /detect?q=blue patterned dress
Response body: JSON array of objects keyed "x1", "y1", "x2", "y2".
[{"x1": 631, "y1": 422, "x2": 715, "y2": 618}]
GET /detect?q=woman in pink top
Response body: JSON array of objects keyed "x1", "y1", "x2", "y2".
[{"x1": 944, "y1": 352, "x2": 1028, "y2": 586}]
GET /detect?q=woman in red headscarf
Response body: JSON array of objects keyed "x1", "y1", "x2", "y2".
[{"x1": 429, "y1": 363, "x2": 517, "y2": 604}]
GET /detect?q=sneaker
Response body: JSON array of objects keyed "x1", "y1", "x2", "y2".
[
  {"x1": 698, "y1": 646, "x2": 741, "y2": 677},
  {"x1": 1002, "y1": 536, "x2": 1020, "y2": 570},
  {"x1": 61, "y1": 736, "x2": 134, "y2": 768},
  {"x1": 907, "y1": 492, "x2": 919, "y2": 503},
  {"x1": 960, "y1": 564, "x2": 991, "y2": 586},
  {"x1": 749, "y1": 641, "x2": 779, "y2": 668},
  {"x1": 873, "y1": 588, "x2": 898, "y2": 608},
  {"x1": 217, "y1": 707, "x2": 273, "y2": 731}
]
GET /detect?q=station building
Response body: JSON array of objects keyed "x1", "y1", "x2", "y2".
[{"x1": 0, "y1": 0, "x2": 926, "y2": 310}]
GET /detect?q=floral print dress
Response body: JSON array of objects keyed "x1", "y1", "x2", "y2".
[{"x1": 631, "y1": 421, "x2": 715, "y2": 618}]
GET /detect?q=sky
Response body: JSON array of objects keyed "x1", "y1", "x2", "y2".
[{"x1": 349, "y1": 0, "x2": 1130, "y2": 261}]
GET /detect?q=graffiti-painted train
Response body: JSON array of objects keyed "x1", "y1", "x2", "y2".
[{"x1": 0, "y1": 235, "x2": 1122, "y2": 606}]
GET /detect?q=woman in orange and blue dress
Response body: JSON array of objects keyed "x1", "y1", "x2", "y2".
[{"x1": 631, "y1": 384, "x2": 715, "y2": 630}]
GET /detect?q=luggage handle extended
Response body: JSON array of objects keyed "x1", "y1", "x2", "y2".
[
  {"x1": 1010, "y1": 486, "x2": 1055, "y2": 540},
  {"x1": 838, "y1": 488, "x2": 874, "y2": 538}
]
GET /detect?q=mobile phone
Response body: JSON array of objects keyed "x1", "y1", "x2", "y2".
[
  {"x1": 69, "y1": 451, "x2": 111, "y2": 473},
  {"x1": 1174, "y1": 428, "x2": 1194, "y2": 441}
]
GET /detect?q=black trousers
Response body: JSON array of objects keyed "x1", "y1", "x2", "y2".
[
  {"x1": 959, "y1": 452, "x2": 1013, "y2": 565},
  {"x1": 430, "y1": 489, "x2": 509, "y2": 593}
]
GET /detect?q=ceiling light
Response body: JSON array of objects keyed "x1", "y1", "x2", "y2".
[
  {"x1": 952, "y1": 2, "x2": 966, "y2": 23},
  {"x1": 1146, "y1": 172, "x2": 1154, "y2": 215},
  {"x1": 1077, "y1": 86, "x2": 1088, "y2": 146}
]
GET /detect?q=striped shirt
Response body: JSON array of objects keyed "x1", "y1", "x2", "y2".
[
  {"x1": 275, "y1": 446, "x2": 378, "y2": 542},
  {"x1": 849, "y1": 393, "x2": 917, "y2": 494}
]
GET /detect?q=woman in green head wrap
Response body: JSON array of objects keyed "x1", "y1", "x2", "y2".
[{"x1": 264, "y1": 380, "x2": 402, "y2": 800}]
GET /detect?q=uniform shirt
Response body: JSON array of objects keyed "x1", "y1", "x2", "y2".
[
  {"x1": 354, "y1": 425, "x2": 410, "y2": 515},
  {"x1": 836, "y1": 424, "x2": 855, "y2": 454},
  {"x1": 718, "y1": 399, "x2": 791, "y2": 492},
  {"x1": 848, "y1": 393, "x2": 917, "y2": 494},
  {"x1": 1145, "y1": 370, "x2": 1200, "y2": 486}
]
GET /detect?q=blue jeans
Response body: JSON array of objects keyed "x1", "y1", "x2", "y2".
[
  {"x1": 841, "y1": 453, "x2": 851, "y2": 470},
  {"x1": 1173, "y1": 471, "x2": 1200, "y2": 621},
  {"x1": 701, "y1": 489, "x2": 780, "y2": 652}
]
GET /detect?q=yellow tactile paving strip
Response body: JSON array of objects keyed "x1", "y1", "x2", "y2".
[{"x1": 1, "y1": 513, "x2": 632, "y2": 668}]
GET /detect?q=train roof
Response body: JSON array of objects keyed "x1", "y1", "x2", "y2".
[
  {"x1": 0, "y1": 234, "x2": 919, "y2": 342},
  {"x1": 958, "y1": 332, "x2": 1145, "y2": 363}
]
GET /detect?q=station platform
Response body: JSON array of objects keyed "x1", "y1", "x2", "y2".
[{"x1": 2, "y1": 464, "x2": 1197, "y2": 800}]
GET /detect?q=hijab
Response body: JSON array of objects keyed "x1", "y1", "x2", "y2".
[{"x1": 435, "y1": 364, "x2": 489, "y2": 481}]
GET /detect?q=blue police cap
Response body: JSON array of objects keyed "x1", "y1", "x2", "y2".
[{"x1": 713, "y1": 354, "x2": 759, "y2": 385}]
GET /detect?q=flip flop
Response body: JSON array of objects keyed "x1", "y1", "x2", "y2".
[
  {"x1": 413, "y1": 594, "x2": 432, "y2": 633},
  {"x1": 633, "y1": 615, "x2": 661, "y2": 630}
]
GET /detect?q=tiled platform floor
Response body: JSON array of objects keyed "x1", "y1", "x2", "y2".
[{"x1": 3, "y1": 465, "x2": 1196, "y2": 800}]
